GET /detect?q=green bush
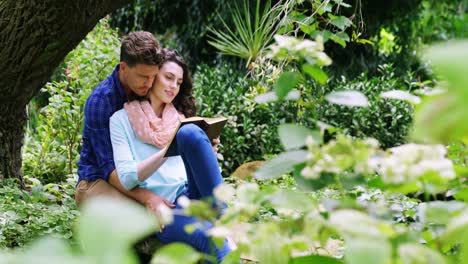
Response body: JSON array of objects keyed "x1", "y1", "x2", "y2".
[
  {"x1": 0, "y1": 179, "x2": 79, "y2": 248},
  {"x1": 193, "y1": 63, "x2": 303, "y2": 174},
  {"x1": 308, "y1": 64, "x2": 415, "y2": 148},
  {"x1": 22, "y1": 19, "x2": 121, "y2": 184}
]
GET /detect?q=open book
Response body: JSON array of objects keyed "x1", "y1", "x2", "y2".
[{"x1": 163, "y1": 116, "x2": 228, "y2": 157}]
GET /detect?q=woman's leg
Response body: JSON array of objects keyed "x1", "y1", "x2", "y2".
[
  {"x1": 156, "y1": 204, "x2": 231, "y2": 264},
  {"x1": 172, "y1": 124, "x2": 232, "y2": 263},
  {"x1": 176, "y1": 124, "x2": 224, "y2": 200}
]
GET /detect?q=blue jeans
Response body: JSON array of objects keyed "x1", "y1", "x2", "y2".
[{"x1": 155, "y1": 124, "x2": 231, "y2": 263}]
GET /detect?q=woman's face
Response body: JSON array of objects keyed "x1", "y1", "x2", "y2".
[{"x1": 150, "y1": 61, "x2": 183, "y2": 104}]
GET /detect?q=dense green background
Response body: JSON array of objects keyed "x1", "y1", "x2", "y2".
[{"x1": 1, "y1": 1, "x2": 467, "y2": 263}]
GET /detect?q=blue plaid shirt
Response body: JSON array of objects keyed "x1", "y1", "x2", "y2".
[{"x1": 78, "y1": 65, "x2": 128, "y2": 182}]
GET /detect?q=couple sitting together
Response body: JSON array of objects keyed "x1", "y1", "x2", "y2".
[{"x1": 75, "y1": 31, "x2": 232, "y2": 263}]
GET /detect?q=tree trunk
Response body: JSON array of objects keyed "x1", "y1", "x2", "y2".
[
  {"x1": 0, "y1": 0, "x2": 132, "y2": 186},
  {"x1": 0, "y1": 104, "x2": 27, "y2": 187}
]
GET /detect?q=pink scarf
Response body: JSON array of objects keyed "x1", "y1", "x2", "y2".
[{"x1": 124, "y1": 100, "x2": 185, "y2": 148}]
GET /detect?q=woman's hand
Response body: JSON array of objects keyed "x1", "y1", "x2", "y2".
[{"x1": 211, "y1": 137, "x2": 220, "y2": 153}]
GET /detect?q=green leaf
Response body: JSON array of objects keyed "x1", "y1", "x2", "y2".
[
  {"x1": 326, "y1": 91, "x2": 369, "y2": 107},
  {"x1": 441, "y1": 208, "x2": 468, "y2": 245},
  {"x1": 419, "y1": 201, "x2": 466, "y2": 225},
  {"x1": 317, "y1": 3, "x2": 333, "y2": 15},
  {"x1": 355, "y1": 37, "x2": 374, "y2": 46},
  {"x1": 294, "y1": 169, "x2": 335, "y2": 191},
  {"x1": 328, "y1": 14, "x2": 352, "y2": 31},
  {"x1": 18, "y1": 236, "x2": 77, "y2": 264},
  {"x1": 454, "y1": 188, "x2": 468, "y2": 202},
  {"x1": 278, "y1": 123, "x2": 321, "y2": 150},
  {"x1": 380, "y1": 90, "x2": 421, "y2": 104},
  {"x1": 423, "y1": 40, "x2": 468, "y2": 97},
  {"x1": 330, "y1": 210, "x2": 389, "y2": 238},
  {"x1": 336, "y1": 32, "x2": 350, "y2": 42},
  {"x1": 454, "y1": 165, "x2": 468, "y2": 178},
  {"x1": 398, "y1": 243, "x2": 447, "y2": 264},
  {"x1": 345, "y1": 239, "x2": 391, "y2": 264},
  {"x1": 151, "y1": 243, "x2": 202, "y2": 264},
  {"x1": 300, "y1": 24, "x2": 316, "y2": 35},
  {"x1": 77, "y1": 197, "x2": 157, "y2": 262},
  {"x1": 329, "y1": 34, "x2": 347, "y2": 48},
  {"x1": 333, "y1": 0, "x2": 352, "y2": 8},
  {"x1": 221, "y1": 250, "x2": 241, "y2": 264},
  {"x1": 269, "y1": 189, "x2": 315, "y2": 211},
  {"x1": 274, "y1": 72, "x2": 301, "y2": 99},
  {"x1": 310, "y1": 30, "x2": 333, "y2": 43},
  {"x1": 302, "y1": 64, "x2": 328, "y2": 84},
  {"x1": 330, "y1": 32, "x2": 350, "y2": 47},
  {"x1": 413, "y1": 41, "x2": 468, "y2": 143},
  {"x1": 254, "y1": 150, "x2": 309, "y2": 180},
  {"x1": 385, "y1": 182, "x2": 420, "y2": 194},
  {"x1": 412, "y1": 94, "x2": 468, "y2": 143},
  {"x1": 207, "y1": 0, "x2": 280, "y2": 66},
  {"x1": 290, "y1": 254, "x2": 343, "y2": 264}
]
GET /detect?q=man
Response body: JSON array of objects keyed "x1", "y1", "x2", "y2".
[{"x1": 76, "y1": 31, "x2": 175, "y2": 213}]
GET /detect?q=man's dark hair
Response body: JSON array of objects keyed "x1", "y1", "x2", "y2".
[{"x1": 120, "y1": 31, "x2": 163, "y2": 67}]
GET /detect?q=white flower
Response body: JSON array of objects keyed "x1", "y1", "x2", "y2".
[
  {"x1": 273, "y1": 35, "x2": 297, "y2": 48},
  {"x1": 236, "y1": 183, "x2": 259, "y2": 203},
  {"x1": 324, "y1": 238, "x2": 344, "y2": 258},
  {"x1": 276, "y1": 208, "x2": 301, "y2": 219},
  {"x1": 377, "y1": 144, "x2": 455, "y2": 185},
  {"x1": 354, "y1": 162, "x2": 368, "y2": 174},
  {"x1": 417, "y1": 159, "x2": 455, "y2": 180},
  {"x1": 364, "y1": 138, "x2": 380, "y2": 148},
  {"x1": 306, "y1": 135, "x2": 318, "y2": 147},
  {"x1": 301, "y1": 166, "x2": 320, "y2": 179},
  {"x1": 295, "y1": 39, "x2": 319, "y2": 51},
  {"x1": 214, "y1": 184, "x2": 236, "y2": 203},
  {"x1": 323, "y1": 154, "x2": 334, "y2": 163},
  {"x1": 207, "y1": 226, "x2": 231, "y2": 238},
  {"x1": 316, "y1": 52, "x2": 332, "y2": 66}
]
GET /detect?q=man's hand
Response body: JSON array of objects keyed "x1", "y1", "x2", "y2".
[
  {"x1": 108, "y1": 170, "x2": 174, "y2": 231},
  {"x1": 144, "y1": 194, "x2": 175, "y2": 214},
  {"x1": 144, "y1": 194, "x2": 175, "y2": 231},
  {"x1": 211, "y1": 137, "x2": 221, "y2": 153}
]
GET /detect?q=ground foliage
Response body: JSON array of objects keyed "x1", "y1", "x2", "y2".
[{"x1": 0, "y1": 178, "x2": 78, "y2": 248}]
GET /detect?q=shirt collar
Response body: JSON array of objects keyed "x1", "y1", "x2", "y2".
[{"x1": 112, "y1": 64, "x2": 127, "y2": 102}]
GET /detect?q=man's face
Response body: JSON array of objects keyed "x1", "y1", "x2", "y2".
[{"x1": 120, "y1": 62, "x2": 159, "y2": 97}]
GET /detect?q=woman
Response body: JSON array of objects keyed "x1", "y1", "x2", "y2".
[{"x1": 110, "y1": 48, "x2": 231, "y2": 263}]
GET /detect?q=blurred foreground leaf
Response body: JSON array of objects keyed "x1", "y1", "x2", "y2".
[{"x1": 413, "y1": 40, "x2": 468, "y2": 143}]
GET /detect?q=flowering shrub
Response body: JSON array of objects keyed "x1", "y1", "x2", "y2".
[
  {"x1": 300, "y1": 135, "x2": 379, "y2": 179},
  {"x1": 375, "y1": 144, "x2": 455, "y2": 186}
]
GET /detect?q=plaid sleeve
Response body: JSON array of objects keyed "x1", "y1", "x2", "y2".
[{"x1": 83, "y1": 94, "x2": 115, "y2": 181}]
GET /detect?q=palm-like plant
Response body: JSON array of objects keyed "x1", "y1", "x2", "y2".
[{"x1": 208, "y1": 0, "x2": 286, "y2": 69}]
